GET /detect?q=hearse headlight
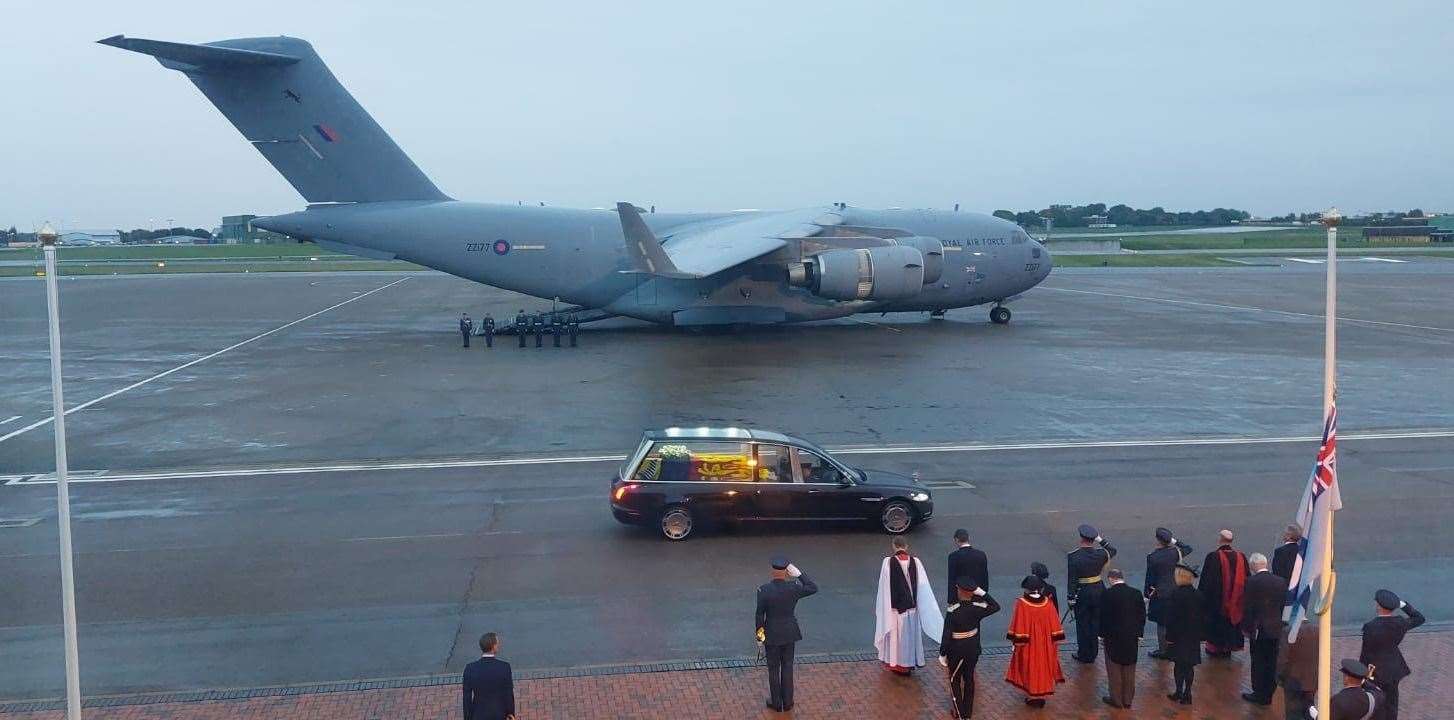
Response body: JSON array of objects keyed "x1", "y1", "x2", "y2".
[{"x1": 910, "y1": 492, "x2": 930, "y2": 502}]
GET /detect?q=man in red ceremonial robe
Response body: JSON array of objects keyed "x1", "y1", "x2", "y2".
[
  {"x1": 1197, "y1": 529, "x2": 1248, "y2": 656},
  {"x1": 1005, "y1": 575, "x2": 1065, "y2": 708}
]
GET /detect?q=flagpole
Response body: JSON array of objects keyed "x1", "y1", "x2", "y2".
[{"x1": 1315, "y1": 207, "x2": 1340, "y2": 720}]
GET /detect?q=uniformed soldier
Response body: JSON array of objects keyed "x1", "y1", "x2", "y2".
[
  {"x1": 1067, "y1": 523, "x2": 1117, "y2": 663},
  {"x1": 756, "y1": 555, "x2": 817, "y2": 713},
  {"x1": 514, "y1": 309, "x2": 527, "y2": 348},
  {"x1": 458, "y1": 313, "x2": 473, "y2": 348},
  {"x1": 532, "y1": 313, "x2": 544, "y2": 348},
  {"x1": 481, "y1": 313, "x2": 495, "y2": 348},
  {"x1": 551, "y1": 313, "x2": 563, "y2": 347},
  {"x1": 939, "y1": 577, "x2": 1000, "y2": 720},
  {"x1": 568, "y1": 314, "x2": 580, "y2": 347},
  {"x1": 1360, "y1": 589, "x2": 1424, "y2": 720},
  {"x1": 1329, "y1": 659, "x2": 1386, "y2": 720},
  {"x1": 1146, "y1": 527, "x2": 1193, "y2": 659}
]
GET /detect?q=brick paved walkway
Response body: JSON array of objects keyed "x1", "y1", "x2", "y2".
[{"x1": 3, "y1": 631, "x2": 1447, "y2": 719}]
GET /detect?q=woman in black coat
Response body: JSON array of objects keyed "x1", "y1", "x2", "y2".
[
  {"x1": 1164, "y1": 564, "x2": 1205, "y2": 705},
  {"x1": 1027, "y1": 562, "x2": 1059, "y2": 612}
]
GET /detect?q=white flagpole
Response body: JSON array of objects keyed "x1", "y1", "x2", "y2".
[{"x1": 1315, "y1": 208, "x2": 1339, "y2": 720}]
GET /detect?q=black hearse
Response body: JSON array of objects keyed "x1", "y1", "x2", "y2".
[{"x1": 610, "y1": 427, "x2": 933, "y2": 540}]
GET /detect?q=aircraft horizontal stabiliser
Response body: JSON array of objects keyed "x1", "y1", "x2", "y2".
[{"x1": 101, "y1": 34, "x2": 1052, "y2": 326}]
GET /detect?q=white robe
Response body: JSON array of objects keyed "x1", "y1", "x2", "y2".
[{"x1": 873, "y1": 555, "x2": 943, "y2": 667}]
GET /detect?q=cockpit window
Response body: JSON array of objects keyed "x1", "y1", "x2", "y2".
[{"x1": 1032, "y1": 246, "x2": 1041, "y2": 259}]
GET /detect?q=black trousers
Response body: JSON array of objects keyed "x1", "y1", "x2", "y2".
[
  {"x1": 460, "y1": 332, "x2": 470, "y2": 348},
  {"x1": 518, "y1": 329, "x2": 526, "y2": 347},
  {"x1": 1249, "y1": 636, "x2": 1278, "y2": 701},
  {"x1": 1173, "y1": 662, "x2": 1196, "y2": 698},
  {"x1": 765, "y1": 642, "x2": 795, "y2": 709},
  {"x1": 1073, "y1": 598, "x2": 1099, "y2": 661},
  {"x1": 483, "y1": 332, "x2": 492, "y2": 347},
  {"x1": 1374, "y1": 678, "x2": 1400, "y2": 720},
  {"x1": 949, "y1": 652, "x2": 979, "y2": 718}
]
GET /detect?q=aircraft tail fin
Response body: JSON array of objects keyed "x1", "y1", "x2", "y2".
[{"x1": 100, "y1": 35, "x2": 450, "y2": 204}]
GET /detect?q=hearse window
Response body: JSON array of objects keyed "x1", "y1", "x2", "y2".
[
  {"x1": 634, "y1": 441, "x2": 754, "y2": 483},
  {"x1": 754, "y1": 444, "x2": 796, "y2": 483},
  {"x1": 793, "y1": 448, "x2": 845, "y2": 484}
]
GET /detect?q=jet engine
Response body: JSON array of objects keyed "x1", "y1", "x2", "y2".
[
  {"x1": 886, "y1": 236, "x2": 944, "y2": 284},
  {"x1": 790, "y1": 245, "x2": 925, "y2": 301}
]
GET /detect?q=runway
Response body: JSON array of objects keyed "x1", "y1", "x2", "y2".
[{"x1": 1, "y1": 262, "x2": 1452, "y2": 699}]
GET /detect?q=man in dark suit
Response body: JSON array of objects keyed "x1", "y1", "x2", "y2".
[
  {"x1": 947, "y1": 528, "x2": 989, "y2": 604},
  {"x1": 1278, "y1": 622, "x2": 1319, "y2": 720},
  {"x1": 756, "y1": 554, "x2": 818, "y2": 712},
  {"x1": 462, "y1": 632, "x2": 515, "y2": 720},
  {"x1": 1240, "y1": 553, "x2": 1285, "y2": 705},
  {"x1": 1097, "y1": 568, "x2": 1145, "y2": 709},
  {"x1": 1359, "y1": 589, "x2": 1424, "y2": 720},
  {"x1": 1271, "y1": 524, "x2": 1302, "y2": 583},
  {"x1": 1331, "y1": 659, "x2": 1386, "y2": 720},
  {"x1": 1145, "y1": 527, "x2": 1192, "y2": 659}
]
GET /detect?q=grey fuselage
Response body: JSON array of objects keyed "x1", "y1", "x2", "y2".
[{"x1": 257, "y1": 203, "x2": 1052, "y2": 324}]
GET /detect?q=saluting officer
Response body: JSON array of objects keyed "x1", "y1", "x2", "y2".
[
  {"x1": 939, "y1": 577, "x2": 1000, "y2": 720},
  {"x1": 532, "y1": 313, "x2": 544, "y2": 348},
  {"x1": 551, "y1": 313, "x2": 563, "y2": 347},
  {"x1": 458, "y1": 313, "x2": 473, "y2": 348},
  {"x1": 481, "y1": 313, "x2": 495, "y2": 348},
  {"x1": 568, "y1": 314, "x2": 580, "y2": 347},
  {"x1": 1146, "y1": 527, "x2": 1193, "y2": 659},
  {"x1": 1067, "y1": 523, "x2": 1117, "y2": 664},
  {"x1": 514, "y1": 309, "x2": 527, "y2": 348},
  {"x1": 1360, "y1": 589, "x2": 1424, "y2": 720},
  {"x1": 756, "y1": 555, "x2": 817, "y2": 713}
]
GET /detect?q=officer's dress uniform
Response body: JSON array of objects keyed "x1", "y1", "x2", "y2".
[
  {"x1": 939, "y1": 586, "x2": 1000, "y2": 719},
  {"x1": 514, "y1": 312, "x2": 527, "y2": 347},
  {"x1": 551, "y1": 314, "x2": 563, "y2": 347},
  {"x1": 568, "y1": 315, "x2": 579, "y2": 347},
  {"x1": 756, "y1": 559, "x2": 818, "y2": 712},
  {"x1": 1330, "y1": 660, "x2": 1386, "y2": 720},
  {"x1": 481, "y1": 315, "x2": 495, "y2": 348},
  {"x1": 532, "y1": 314, "x2": 544, "y2": 347},
  {"x1": 459, "y1": 316, "x2": 473, "y2": 348},
  {"x1": 1067, "y1": 525, "x2": 1116, "y2": 663},
  {"x1": 1359, "y1": 590, "x2": 1424, "y2": 720},
  {"x1": 1145, "y1": 534, "x2": 1191, "y2": 655}
]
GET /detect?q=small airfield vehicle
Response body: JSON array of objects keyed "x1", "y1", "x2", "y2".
[{"x1": 611, "y1": 428, "x2": 933, "y2": 540}]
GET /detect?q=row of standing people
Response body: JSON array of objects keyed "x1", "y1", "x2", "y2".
[
  {"x1": 457, "y1": 311, "x2": 581, "y2": 348},
  {"x1": 756, "y1": 524, "x2": 1425, "y2": 720}
]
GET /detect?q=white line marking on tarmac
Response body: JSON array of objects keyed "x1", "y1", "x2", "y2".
[
  {"x1": 0, "y1": 416, "x2": 19, "y2": 425},
  {"x1": 5, "y1": 429, "x2": 1451, "y2": 486},
  {"x1": 0, "y1": 277, "x2": 412, "y2": 446},
  {"x1": 1040, "y1": 286, "x2": 1454, "y2": 333}
]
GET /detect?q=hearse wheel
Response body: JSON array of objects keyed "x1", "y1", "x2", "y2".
[
  {"x1": 880, "y1": 501, "x2": 914, "y2": 534},
  {"x1": 660, "y1": 505, "x2": 694, "y2": 541}
]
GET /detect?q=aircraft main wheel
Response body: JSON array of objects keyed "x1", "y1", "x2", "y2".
[
  {"x1": 660, "y1": 505, "x2": 694, "y2": 541},
  {"x1": 990, "y1": 306, "x2": 1011, "y2": 324},
  {"x1": 880, "y1": 501, "x2": 914, "y2": 534}
]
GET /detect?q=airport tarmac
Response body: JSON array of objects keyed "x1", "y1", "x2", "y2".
[{"x1": 1, "y1": 262, "x2": 1452, "y2": 699}]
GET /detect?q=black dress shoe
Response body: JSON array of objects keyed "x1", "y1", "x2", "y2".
[
  {"x1": 1167, "y1": 692, "x2": 1183, "y2": 702},
  {"x1": 1102, "y1": 696, "x2": 1121, "y2": 708},
  {"x1": 1148, "y1": 650, "x2": 1169, "y2": 660},
  {"x1": 782, "y1": 703, "x2": 793, "y2": 711},
  {"x1": 1025, "y1": 697, "x2": 1046, "y2": 708},
  {"x1": 1242, "y1": 692, "x2": 1271, "y2": 705},
  {"x1": 1072, "y1": 655, "x2": 1096, "y2": 664},
  {"x1": 1180, "y1": 695, "x2": 1193, "y2": 705},
  {"x1": 766, "y1": 700, "x2": 781, "y2": 711}
]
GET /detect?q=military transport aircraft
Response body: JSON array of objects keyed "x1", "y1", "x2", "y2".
[{"x1": 102, "y1": 35, "x2": 1052, "y2": 327}]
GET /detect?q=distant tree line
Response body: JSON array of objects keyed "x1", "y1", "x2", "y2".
[
  {"x1": 992, "y1": 203, "x2": 1251, "y2": 229},
  {"x1": 119, "y1": 227, "x2": 212, "y2": 242}
]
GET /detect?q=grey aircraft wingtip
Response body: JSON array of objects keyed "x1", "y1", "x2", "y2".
[{"x1": 97, "y1": 35, "x2": 127, "y2": 47}]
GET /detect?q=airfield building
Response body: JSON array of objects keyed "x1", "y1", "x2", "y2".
[{"x1": 217, "y1": 214, "x2": 290, "y2": 244}]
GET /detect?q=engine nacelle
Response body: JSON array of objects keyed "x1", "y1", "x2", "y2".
[
  {"x1": 801, "y1": 246, "x2": 925, "y2": 301},
  {"x1": 887, "y1": 236, "x2": 944, "y2": 284}
]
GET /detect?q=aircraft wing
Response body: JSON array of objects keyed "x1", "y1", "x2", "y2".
[{"x1": 622, "y1": 206, "x2": 839, "y2": 278}]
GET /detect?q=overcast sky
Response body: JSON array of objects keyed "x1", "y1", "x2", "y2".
[{"x1": 3, "y1": 0, "x2": 1448, "y2": 230}]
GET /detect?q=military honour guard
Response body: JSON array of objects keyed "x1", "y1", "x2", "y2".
[
  {"x1": 939, "y1": 577, "x2": 999, "y2": 720},
  {"x1": 1066, "y1": 524, "x2": 1116, "y2": 663},
  {"x1": 1145, "y1": 527, "x2": 1191, "y2": 659},
  {"x1": 1359, "y1": 589, "x2": 1424, "y2": 720},
  {"x1": 514, "y1": 309, "x2": 527, "y2": 347},
  {"x1": 458, "y1": 312, "x2": 473, "y2": 348},
  {"x1": 480, "y1": 313, "x2": 495, "y2": 347},
  {"x1": 1330, "y1": 659, "x2": 1386, "y2": 720},
  {"x1": 755, "y1": 554, "x2": 817, "y2": 713}
]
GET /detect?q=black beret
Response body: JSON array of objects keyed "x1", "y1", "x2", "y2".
[
  {"x1": 1340, "y1": 659, "x2": 1369, "y2": 679},
  {"x1": 771, "y1": 555, "x2": 789, "y2": 570},
  {"x1": 1375, "y1": 589, "x2": 1400, "y2": 610}
]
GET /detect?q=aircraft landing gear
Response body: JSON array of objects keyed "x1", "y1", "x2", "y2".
[
  {"x1": 989, "y1": 305, "x2": 1011, "y2": 325},
  {"x1": 930, "y1": 309, "x2": 946, "y2": 320}
]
